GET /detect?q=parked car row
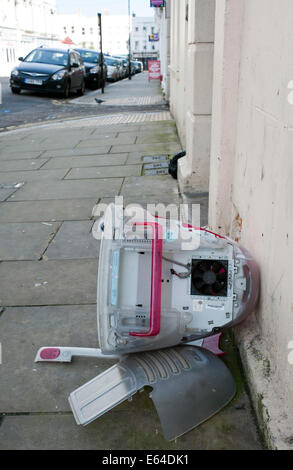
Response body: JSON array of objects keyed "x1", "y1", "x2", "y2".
[
  {"x1": 9, "y1": 46, "x2": 143, "y2": 97},
  {"x1": 105, "y1": 55, "x2": 142, "y2": 82}
]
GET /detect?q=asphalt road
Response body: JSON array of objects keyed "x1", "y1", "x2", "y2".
[{"x1": 0, "y1": 77, "x2": 168, "y2": 132}]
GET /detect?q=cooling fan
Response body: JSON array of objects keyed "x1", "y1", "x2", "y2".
[{"x1": 191, "y1": 260, "x2": 228, "y2": 297}]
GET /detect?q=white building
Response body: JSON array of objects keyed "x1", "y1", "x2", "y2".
[
  {"x1": 0, "y1": 0, "x2": 59, "y2": 76},
  {"x1": 131, "y1": 15, "x2": 159, "y2": 68},
  {"x1": 57, "y1": 14, "x2": 130, "y2": 56}
]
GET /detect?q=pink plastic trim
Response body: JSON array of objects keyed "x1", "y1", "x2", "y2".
[
  {"x1": 202, "y1": 334, "x2": 225, "y2": 356},
  {"x1": 130, "y1": 222, "x2": 163, "y2": 337},
  {"x1": 40, "y1": 348, "x2": 61, "y2": 360}
]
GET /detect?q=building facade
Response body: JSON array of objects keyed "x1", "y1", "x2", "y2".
[
  {"x1": 0, "y1": 0, "x2": 59, "y2": 76},
  {"x1": 57, "y1": 14, "x2": 130, "y2": 56},
  {"x1": 131, "y1": 15, "x2": 159, "y2": 69},
  {"x1": 156, "y1": 0, "x2": 293, "y2": 450}
]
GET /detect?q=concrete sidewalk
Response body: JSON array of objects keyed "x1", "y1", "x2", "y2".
[
  {"x1": 71, "y1": 72, "x2": 166, "y2": 107},
  {"x1": 0, "y1": 75, "x2": 262, "y2": 450}
]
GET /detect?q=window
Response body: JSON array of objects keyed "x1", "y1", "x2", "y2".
[
  {"x1": 135, "y1": 41, "x2": 139, "y2": 50},
  {"x1": 82, "y1": 27, "x2": 85, "y2": 35},
  {"x1": 25, "y1": 49, "x2": 69, "y2": 66},
  {"x1": 135, "y1": 27, "x2": 139, "y2": 32},
  {"x1": 63, "y1": 26, "x2": 67, "y2": 34},
  {"x1": 71, "y1": 26, "x2": 75, "y2": 34},
  {"x1": 70, "y1": 52, "x2": 81, "y2": 66},
  {"x1": 143, "y1": 26, "x2": 147, "y2": 31}
]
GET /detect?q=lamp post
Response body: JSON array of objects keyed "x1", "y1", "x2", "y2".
[
  {"x1": 98, "y1": 13, "x2": 105, "y2": 93},
  {"x1": 128, "y1": 0, "x2": 132, "y2": 80}
]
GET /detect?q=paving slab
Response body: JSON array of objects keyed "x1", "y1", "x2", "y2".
[
  {"x1": 121, "y1": 176, "x2": 179, "y2": 199},
  {"x1": 91, "y1": 124, "x2": 143, "y2": 136},
  {"x1": 127, "y1": 152, "x2": 170, "y2": 165},
  {"x1": 77, "y1": 135, "x2": 136, "y2": 148},
  {"x1": 0, "y1": 396, "x2": 262, "y2": 450},
  {"x1": 0, "y1": 159, "x2": 48, "y2": 172},
  {"x1": 45, "y1": 221, "x2": 100, "y2": 260},
  {"x1": 0, "y1": 169, "x2": 68, "y2": 183},
  {"x1": 0, "y1": 222, "x2": 60, "y2": 261},
  {"x1": 7, "y1": 178, "x2": 123, "y2": 201},
  {"x1": 0, "y1": 305, "x2": 111, "y2": 413},
  {"x1": 41, "y1": 146, "x2": 111, "y2": 158},
  {"x1": 0, "y1": 259, "x2": 98, "y2": 306},
  {"x1": 140, "y1": 121, "x2": 177, "y2": 130},
  {"x1": 100, "y1": 197, "x2": 182, "y2": 209},
  {"x1": 136, "y1": 134, "x2": 178, "y2": 144},
  {"x1": 32, "y1": 128, "x2": 96, "y2": 140},
  {"x1": 110, "y1": 142, "x2": 181, "y2": 155},
  {"x1": 0, "y1": 199, "x2": 98, "y2": 223},
  {"x1": 42, "y1": 154, "x2": 128, "y2": 170},
  {"x1": 0, "y1": 186, "x2": 22, "y2": 202},
  {"x1": 0, "y1": 151, "x2": 44, "y2": 160},
  {"x1": 116, "y1": 129, "x2": 177, "y2": 139},
  {"x1": 99, "y1": 197, "x2": 207, "y2": 225},
  {"x1": 65, "y1": 165, "x2": 142, "y2": 180},
  {"x1": 2, "y1": 139, "x2": 82, "y2": 152}
]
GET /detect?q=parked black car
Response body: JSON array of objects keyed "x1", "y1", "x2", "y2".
[
  {"x1": 10, "y1": 47, "x2": 85, "y2": 98},
  {"x1": 74, "y1": 48, "x2": 107, "y2": 89},
  {"x1": 132, "y1": 61, "x2": 143, "y2": 73}
]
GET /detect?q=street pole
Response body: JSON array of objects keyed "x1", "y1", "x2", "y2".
[
  {"x1": 98, "y1": 13, "x2": 105, "y2": 94},
  {"x1": 128, "y1": 0, "x2": 132, "y2": 80}
]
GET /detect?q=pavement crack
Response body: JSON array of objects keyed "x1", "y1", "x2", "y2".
[{"x1": 39, "y1": 222, "x2": 63, "y2": 260}]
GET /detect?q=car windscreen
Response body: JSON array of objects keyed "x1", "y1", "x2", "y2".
[
  {"x1": 105, "y1": 57, "x2": 117, "y2": 66},
  {"x1": 76, "y1": 51, "x2": 100, "y2": 64},
  {"x1": 25, "y1": 50, "x2": 68, "y2": 66}
]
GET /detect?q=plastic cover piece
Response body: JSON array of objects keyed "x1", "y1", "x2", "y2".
[{"x1": 69, "y1": 346, "x2": 236, "y2": 441}]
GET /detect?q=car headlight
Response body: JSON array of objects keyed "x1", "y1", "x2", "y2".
[
  {"x1": 89, "y1": 66, "x2": 99, "y2": 74},
  {"x1": 11, "y1": 69, "x2": 19, "y2": 77},
  {"x1": 51, "y1": 70, "x2": 66, "y2": 81}
]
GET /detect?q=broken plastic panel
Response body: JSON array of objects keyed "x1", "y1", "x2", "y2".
[
  {"x1": 69, "y1": 346, "x2": 236, "y2": 441},
  {"x1": 34, "y1": 333, "x2": 224, "y2": 364}
]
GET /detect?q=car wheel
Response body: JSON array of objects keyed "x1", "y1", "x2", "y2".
[
  {"x1": 11, "y1": 87, "x2": 21, "y2": 94},
  {"x1": 78, "y1": 79, "x2": 85, "y2": 96},
  {"x1": 63, "y1": 81, "x2": 70, "y2": 99}
]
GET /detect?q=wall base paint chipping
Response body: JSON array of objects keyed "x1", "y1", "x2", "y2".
[{"x1": 236, "y1": 315, "x2": 293, "y2": 450}]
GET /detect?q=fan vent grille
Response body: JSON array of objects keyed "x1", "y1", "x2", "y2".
[{"x1": 191, "y1": 259, "x2": 228, "y2": 297}]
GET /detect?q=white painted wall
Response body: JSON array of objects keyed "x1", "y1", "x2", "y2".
[
  {"x1": 167, "y1": 0, "x2": 215, "y2": 193},
  {"x1": 209, "y1": 0, "x2": 293, "y2": 449}
]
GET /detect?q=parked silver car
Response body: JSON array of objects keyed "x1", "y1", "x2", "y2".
[{"x1": 104, "y1": 56, "x2": 120, "y2": 82}]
